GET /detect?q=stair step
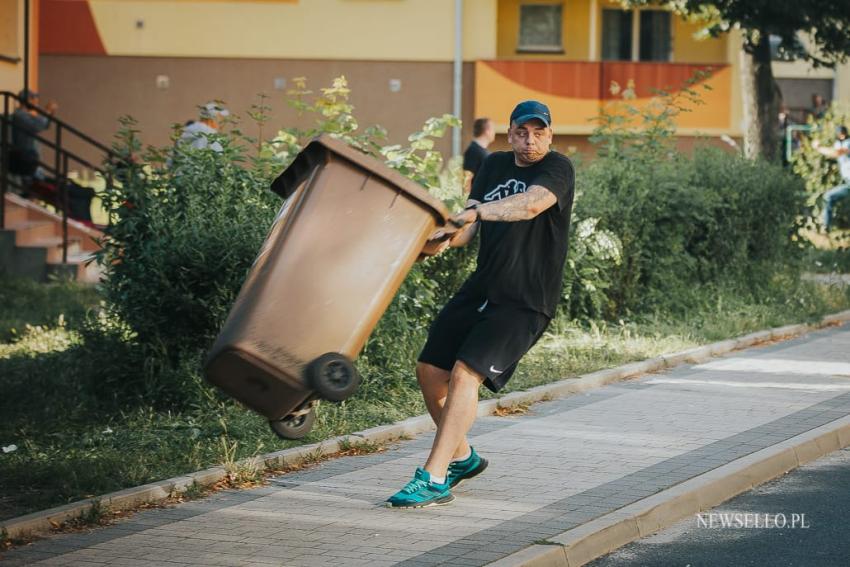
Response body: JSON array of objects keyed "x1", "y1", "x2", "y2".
[
  {"x1": 5, "y1": 193, "x2": 103, "y2": 240},
  {"x1": 18, "y1": 235, "x2": 82, "y2": 247},
  {"x1": 19, "y1": 236, "x2": 83, "y2": 263},
  {"x1": 9, "y1": 220, "x2": 57, "y2": 245},
  {"x1": 4, "y1": 204, "x2": 28, "y2": 225},
  {"x1": 2, "y1": 194, "x2": 105, "y2": 283}
]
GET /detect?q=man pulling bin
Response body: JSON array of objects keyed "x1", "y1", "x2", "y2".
[{"x1": 386, "y1": 100, "x2": 576, "y2": 508}]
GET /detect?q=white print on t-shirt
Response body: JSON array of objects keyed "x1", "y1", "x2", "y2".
[{"x1": 484, "y1": 179, "x2": 527, "y2": 202}]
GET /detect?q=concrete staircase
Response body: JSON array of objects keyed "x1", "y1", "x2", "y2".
[{"x1": 1, "y1": 193, "x2": 103, "y2": 283}]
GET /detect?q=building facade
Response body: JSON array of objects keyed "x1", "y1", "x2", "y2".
[
  {"x1": 26, "y1": 0, "x2": 850, "y2": 159},
  {"x1": 1, "y1": 0, "x2": 40, "y2": 98}
]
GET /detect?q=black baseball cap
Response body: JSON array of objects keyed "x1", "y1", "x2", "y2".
[{"x1": 510, "y1": 100, "x2": 551, "y2": 127}]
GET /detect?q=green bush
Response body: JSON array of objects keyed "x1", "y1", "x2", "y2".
[
  {"x1": 90, "y1": 74, "x2": 812, "y2": 408},
  {"x1": 97, "y1": 121, "x2": 279, "y2": 358},
  {"x1": 556, "y1": 80, "x2": 809, "y2": 320},
  {"x1": 95, "y1": 78, "x2": 460, "y2": 406},
  {"x1": 791, "y1": 102, "x2": 850, "y2": 231}
]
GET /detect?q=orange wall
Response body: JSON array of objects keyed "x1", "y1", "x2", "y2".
[
  {"x1": 672, "y1": 17, "x2": 726, "y2": 63},
  {"x1": 475, "y1": 60, "x2": 733, "y2": 134}
]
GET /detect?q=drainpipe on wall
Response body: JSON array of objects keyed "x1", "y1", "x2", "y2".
[
  {"x1": 452, "y1": 0, "x2": 463, "y2": 157},
  {"x1": 24, "y1": 0, "x2": 30, "y2": 91}
]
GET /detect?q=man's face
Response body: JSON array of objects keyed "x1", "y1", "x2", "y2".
[
  {"x1": 508, "y1": 119, "x2": 552, "y2": 165},
  {"x1": 485, "y1": 120, "x2": 496, "y2": 144}
]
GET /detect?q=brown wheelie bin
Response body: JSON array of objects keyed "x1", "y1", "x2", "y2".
[{"x1": 204, "y1": 135, "x2": 449, "y2": 439}]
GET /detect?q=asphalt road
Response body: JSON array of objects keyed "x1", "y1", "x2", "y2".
[{"x1": 590, "y1": 447, "x2": 850, "y2": 567}]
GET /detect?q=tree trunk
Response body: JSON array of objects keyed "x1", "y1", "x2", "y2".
[{"x1": 741, "y1": 33, "x2": 781, "y2": 161}]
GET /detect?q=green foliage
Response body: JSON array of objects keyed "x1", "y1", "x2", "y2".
[
  {"x1": 97, "y1": 117, "x2": 279, "y2": 360},
  {"x1": 95, "y1": 77, "x2": 461, "y2": 408},
  {"x1": 791, "y1": 103, "x2": 850, "y2": 232},
  {"x1": 269, "y1": 76, "x2": 460, "y2": 189},
  {"x1": 564, "y1": 77, "x2": 808, "y2": 319},
  {"x1": 589, "y1": 73, "x2": 709, "y2": 159},
  {"x1": 806, "y1": 247, "x2": 850, "y2": 273}
]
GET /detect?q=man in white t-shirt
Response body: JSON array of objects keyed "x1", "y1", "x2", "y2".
[
  {"x1": 813, "y1": 126, "x2": 850, "y2": 230},
  {"x1": 179, "y1": 102, "x2": 229, "y2": 152}
]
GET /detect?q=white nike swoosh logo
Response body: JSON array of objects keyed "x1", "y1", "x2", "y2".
[{"x1": 489, "y1": 366, "x2": 503, "y2": 374}]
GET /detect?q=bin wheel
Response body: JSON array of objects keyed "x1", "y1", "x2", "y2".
[
  {"x1": 306, "y1": 353, "x2": 361, "y2": 402},
  {"x1": 269, "y1": 408, "x2": 316, "y2": 440}
]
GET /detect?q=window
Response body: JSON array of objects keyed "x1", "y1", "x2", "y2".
[
  {"x1": 770, "y1": 34, "x2": 803, "y2": 62},
  {"x1": 639, "y1": 10, "x2": 671, "y2": 61},
  {"x1": 518, "y1": 4, "x2": 563, "y2": 53},
  {"x1": 602, "y1": 9, "x2": 671, "y2": 62},
  {"x1": 602, "y1": 9, "x2": 632, "y2": 61}
]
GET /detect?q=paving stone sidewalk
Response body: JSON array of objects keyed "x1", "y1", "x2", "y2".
[{"x1": 3, "y1": 324, "x2": 850, "y2": 567}]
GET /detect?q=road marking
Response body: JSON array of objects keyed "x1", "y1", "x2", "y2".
[
  {"x1": 646, "y1": 378, "x2": 850, "y2": 391},
  {"x1": 695, "y1": 358, "x2": 850, "y2": 376}
]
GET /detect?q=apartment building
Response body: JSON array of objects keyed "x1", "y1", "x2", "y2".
[{"x1": 13, "y1": 0, "x2": 850, "y2": 158}]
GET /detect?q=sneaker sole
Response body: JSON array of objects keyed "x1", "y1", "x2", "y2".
[
  {"x1": 385, "y1": 493, "x2": 455, "y2": 509},
  {"x1": 450, "y1": 457, "x2": 488, "y2": 488}
]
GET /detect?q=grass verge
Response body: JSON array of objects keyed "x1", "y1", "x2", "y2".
[{"x1": 1, "y1": 275, "x2": 848, "y2": 522}]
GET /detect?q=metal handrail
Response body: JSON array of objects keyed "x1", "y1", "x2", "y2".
[
  {"x1": 786, "y1": 124, "x2": 816, "y2": 164},
  {"x1": 0, "y1": 90, "x2": 118, "y2": 267},
  {"x1": 0, "y1": 90, "x2": 114, "y2": 154}
]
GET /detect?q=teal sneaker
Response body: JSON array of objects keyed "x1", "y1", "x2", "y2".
[
  {"x1": 386, "y1": 467, "x2": 454, "y2": 508},
  {"x1": 447, "y1": 447, "x2": 488, "y2": 488}
]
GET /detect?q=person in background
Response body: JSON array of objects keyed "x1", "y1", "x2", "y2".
[
  {"x1": 778, "y1": 106, "x2": 799, "y2": 167},
  {"x1": 179, "y1": 102, "x2": 229, "y2": 151},
  {"x1": 10, "y1": 89, "x2": 58, "y2": 183},
  {"x1": 812, "y1": 126, "x2": 850, "y2": 231},
  {"x1": 462, "y1": 118, "x2": 495, "y2": 195},
  {"x1": 809, "y1": 94, "x2": 828, "y2": 121}
]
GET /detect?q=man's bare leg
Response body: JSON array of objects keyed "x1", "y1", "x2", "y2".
[
  {"x1": 422, "y1": 361, "x2": 483, "y2": 478},
  {"x1": 416, "y1": 362, "x2": 472, "y2": 462}
]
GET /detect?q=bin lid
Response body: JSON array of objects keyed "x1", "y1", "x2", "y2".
[{"x1": 270, "y1": 135, "x2": 449, "y2": 226}]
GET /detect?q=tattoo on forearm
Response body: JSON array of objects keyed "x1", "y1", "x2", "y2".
[{"x1": 479, "y1": 186, "x2": 556, "y2": 222}]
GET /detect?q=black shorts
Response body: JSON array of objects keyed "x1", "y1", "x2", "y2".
[{"x1": 418, "y1": 292, "x2": 550, "y2": 392}]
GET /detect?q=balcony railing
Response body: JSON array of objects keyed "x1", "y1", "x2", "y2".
[{"x1": 475, "y1": 60, "x2": 732, "y2": 133}]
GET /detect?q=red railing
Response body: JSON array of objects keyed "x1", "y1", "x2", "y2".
[{"x1": 482, "y1": 60, "x2": 725, "y2": 100}]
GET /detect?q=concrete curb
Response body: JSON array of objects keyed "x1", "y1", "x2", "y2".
[
  {"x1": 3, "y1": 309, "x2": 849, "y2": 541},
  {"x1": 489, "y1": 416, "x2": 850, "y2": 567}
]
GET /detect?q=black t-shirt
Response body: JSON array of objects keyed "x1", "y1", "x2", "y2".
[
  {"x1": 460, "y1": 150, "x2": 575, "y2": 318},
  {"x1": 463, "y1": 141, "x2": 489, "y2": 176}
]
